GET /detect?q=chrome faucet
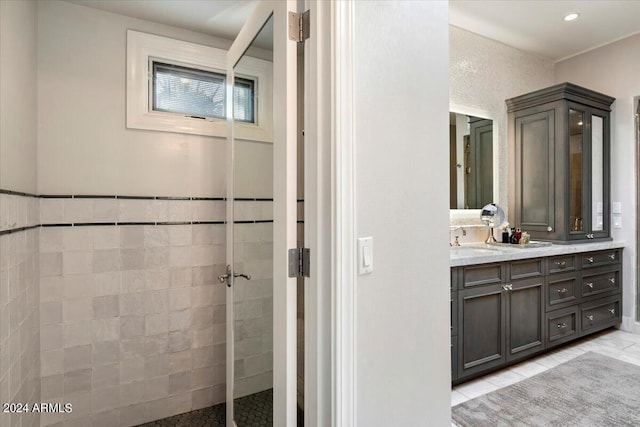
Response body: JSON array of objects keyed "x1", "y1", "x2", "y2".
[{"x1": 450, "y1": 227, "x2": 466, "y2": 247}]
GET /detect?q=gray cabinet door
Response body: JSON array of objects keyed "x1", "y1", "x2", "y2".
[
  {"x1": 458, "y1": 284, "x2": 506, "y2": 378},
  {"x1": 506, "y1": 277, "x2": 545, "y2": 362},
  {"x1": 514, "y1": 108, "x2": 557, "y2": 239}
]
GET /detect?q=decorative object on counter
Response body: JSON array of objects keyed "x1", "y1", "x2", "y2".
[
  {"x1": 501, "y1": 225, "x2": 510, "y2": 243},
  {"x1": 480, "y1": 203, "x2": 506, "y2": 244},
  {"x1": 520, "y1": 231, "x2": 531, "y2": 245}
]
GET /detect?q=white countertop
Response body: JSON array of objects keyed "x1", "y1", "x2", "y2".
[{"x1": 450, "y1": 240, "x2": 625, "y2": 267}]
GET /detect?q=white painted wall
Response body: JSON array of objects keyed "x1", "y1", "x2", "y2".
[
  {"x1": 37, "y1": 0, "x2": 234, "y2": 197},
  {"x1": 555, "y1": 33, "x2": 640, "y2": 331},
  {"x1": 1, "y1": 0, "x2": 38, "y2": 194},
  {"x1": 352, "y1": 2, "x2": 451, "y2": 425},
  {"x1": 450, "y1": 26, "x2": 554, "y2": 221}
]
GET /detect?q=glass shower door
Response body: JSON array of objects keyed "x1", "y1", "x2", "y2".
[{"x1": 225, "y1": 1, "x2": 299, "y2": 426}]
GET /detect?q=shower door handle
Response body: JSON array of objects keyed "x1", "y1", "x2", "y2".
[
  {"x1": 218, "y1": 265, "x2": 232, "y2": 287},
  {"x1": 218, "y1": 265, "x2": 251, "y2": 287}
]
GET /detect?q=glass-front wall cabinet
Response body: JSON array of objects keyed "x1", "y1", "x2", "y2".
[{"x1": 508, "y1": 83, "x2": 614, "y2": 243}]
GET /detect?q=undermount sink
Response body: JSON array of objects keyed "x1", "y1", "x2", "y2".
[{"x1": 450, "y1": 244, "x2": 502, "y2": 255}]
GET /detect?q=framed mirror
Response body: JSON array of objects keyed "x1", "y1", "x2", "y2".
[{"x1": 449, "y1": 112, "x2": 494, "y2": 209}]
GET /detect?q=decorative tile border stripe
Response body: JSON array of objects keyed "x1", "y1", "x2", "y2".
[
  {"x1": 0, "y1": 224, "x2": 41, "y2": 236},
  {"x1": 0, "y1": 188, "x2": 283, "y2": 202},
  {"x1": 0, "y1": 189, "x2": 277, "y2": 235},
  {"x1": 0, "y1": 189, "x2": 39, "y2": 198}
]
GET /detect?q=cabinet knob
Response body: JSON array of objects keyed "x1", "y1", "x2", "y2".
[
  {"x1": 586, "y1": 257, "x2": 594, "y2": 264},
  {"x1": 609, "y1": 308, "x2": 616, "y2": 315},
  {"x1": 547, "y1": 226, "x2": 553, "y2": 232},
  {"x1": 609, "y1": 254, "x2": 616, "y2": 260},
  {"x1": 555, "y1": 261, "x2": 567, "y2": 268},
  {"x1": 556, "y1": 288, "x2": 568, "y2": 294},
  {"x1": 557, "y1": 322, "x2": 567, "y2": 329},
  {"x1": 502, "y1": 284, "x2": 513, "y2": 291},
  {"x1": 586, "y1": 314, "x2": 594, "y2": 321},
  {"x1": 609, "y1": 278, "x2": 616, "y2": 285},
  {"x1": 585, "y1": 282, "x2": 594, "y2": 289}
]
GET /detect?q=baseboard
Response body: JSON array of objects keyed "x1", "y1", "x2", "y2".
[{"x1": 621, "y1": 315, "x2": 640, "y2": 333}]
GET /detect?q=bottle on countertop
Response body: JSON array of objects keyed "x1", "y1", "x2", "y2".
[
  {"x1": 510, "y1": 227, "x2": 519, "y2": 244},
  {"x1": 501, "y1": 225, "x2": 510, "y2": 243}
]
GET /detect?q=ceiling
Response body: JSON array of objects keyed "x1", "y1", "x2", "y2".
[
  {"x1": 65, "y1": 0, "x2": 640, "y2": 61},
  {"x1": 450, "y1": 0, "x2": 640, "y2": 61},
  {"x1": 64, "y1": 0, "x2": 258, "y2": 42}
]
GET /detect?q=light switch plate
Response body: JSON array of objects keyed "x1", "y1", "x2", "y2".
[
  {"x1": 357, "y1": 237, "x2": 373, "y2": 275},
  {"x1": 613, "y1": 215, "x2": 622, "y2": 229},
  {"x1": 612, "y1": 202, "x2": 622, "y2": 214}
]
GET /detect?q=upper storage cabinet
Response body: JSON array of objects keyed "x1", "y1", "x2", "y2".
[{"x1": 507, "y1": 83, "x2": 615, "y2": 243}]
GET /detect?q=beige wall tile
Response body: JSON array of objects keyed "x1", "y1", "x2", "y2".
[
  {"x1": 64, "y1": 345, "x2": 92, "y2": 371},
  {"x1": 93, "y1": 295, "x2": 119, "y2": 319}
]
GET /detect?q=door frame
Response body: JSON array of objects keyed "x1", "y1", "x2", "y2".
[
  {"x1": 303, "y1": 0, "x2": 332, "y2": 425},
  {"x1": 635, "y1": 95, "x2": 640, "y2": 324},
  {"x1": 226, "y1": 1, "x2": 298, "y2": 425}
]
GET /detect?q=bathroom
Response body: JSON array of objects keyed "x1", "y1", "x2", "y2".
[{"x1": 1, "y1": 0, "x2": 639, "y2": 426}]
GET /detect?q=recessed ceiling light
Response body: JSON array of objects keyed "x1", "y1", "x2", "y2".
[{"x1": 564, "y1": 13, "x2": 580, "y2": 22}]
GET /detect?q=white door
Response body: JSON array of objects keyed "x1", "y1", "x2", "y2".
[{"x1": 224, "y1": 1, "x2": 299, "y2": 426}]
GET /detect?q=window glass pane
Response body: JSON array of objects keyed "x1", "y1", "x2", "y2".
[
  {"x1": 153, "y1": 62, "x2": 225, "y2": 118},
  {"x1": 152, "y1": 62, "x2": 255, "y2": 123},
  {"x1": 234, "y1": 78, "x2": 255, "y2": 123}
]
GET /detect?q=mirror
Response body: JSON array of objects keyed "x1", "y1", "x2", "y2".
[
  {"x1": 232, "y1": 13, "x2": 274, "y2": 426},
  {"x1": 449, "y1": 112, "x2": 493, "y2": 209}
]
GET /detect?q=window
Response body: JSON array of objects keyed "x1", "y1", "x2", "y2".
[
  {"x1": 127, "y1": 30, "x2": 272, "y2": 141},
  {"x1": 151, "y1": 62, "x2": 255, "y2": 123}
]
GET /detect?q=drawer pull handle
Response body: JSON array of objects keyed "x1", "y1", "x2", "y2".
[
  {"x1": 586, "y1": 257, "x2": 594, "y2": 264},
  {"x1": 585, "y1": 282, "x2": 594, "y2": 289},
  {"x1": 609, "y1": 254, "x2": 616, "y2": 260},
  {"x1": 609, "y1": 278, "x2": 616, "y2": 284},
  {"x1": 555, "y1": 261, "x2": 567, "y2": 268},
  {"x1": 557, "y1": 322, "x2": 567, "y2": 329},
  {"x1": 586, "y1": 315, "x2": 594, "y2": 321},
  {"x1": 609, "y1": 308, "x2": 616, "y2": 315},
  {"x1": 556, "y1": 288, "x2": 568, "y2": 294}
]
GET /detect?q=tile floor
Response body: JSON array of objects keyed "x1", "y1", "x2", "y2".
[
  {"x1": 135, "y1": 388, "x2": 304, "y2": 427},
  {"x1": 451, "y1": 328, "x2": 640, "y2": 408}
]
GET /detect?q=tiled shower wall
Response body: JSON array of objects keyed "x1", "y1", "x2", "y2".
[
  {"x1": 0, "y1": 193, "x2": 41, "y2": 427},
  {"x1": 2, "y1": 192, "x2": 274, "y2": 427},
  {"x1": 35, "y1": 196, "x2": 272, "y2": 426}
]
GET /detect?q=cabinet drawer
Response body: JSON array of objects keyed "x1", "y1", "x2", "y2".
[
  {"x1": 547, "y1": 255, "x2": 577, "y2": 274},
  {"x1": 461, "y1": 263, "x2": 505, "y2": 288},
  {"x1": 580, "y1": 295, "x2": 621, "y2": 335},
  {"x1": 581, "y1": 267, "x2": 620, "y2": 299},
  {"x1": 510, "y1": 258, "x2": 543, "y2": 280},
  {"x1": 546, "y1": 307, "x2": 579, "y2": 347},
  {"x1": 547, "y1": 273, "x2": 579, "y2": 311},
  {"x1": 581, "y1": 250, "x2": 620, "y2": 268}
]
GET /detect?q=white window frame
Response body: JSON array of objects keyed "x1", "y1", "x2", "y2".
[{"x1": 126, "y1": 30, "x2": 273, "y2": 142}]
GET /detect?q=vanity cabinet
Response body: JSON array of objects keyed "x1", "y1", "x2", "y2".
[
  {"x1": 451, "y1": 248, "x2": 622, "y2": 383},
  {"x1": 455, "y1": 261, "x2": 545, "y2": 380},
  {"x1": 507, "y1": 83, "x2": 615, "y2": 243}
]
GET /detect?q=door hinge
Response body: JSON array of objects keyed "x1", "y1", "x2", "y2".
[
  {"x1": 288, "y1": 10, "x2": 310, "y2": 43},
  {"x1": 288, "y1": 247, "x2": 310, "y2": 278}
]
